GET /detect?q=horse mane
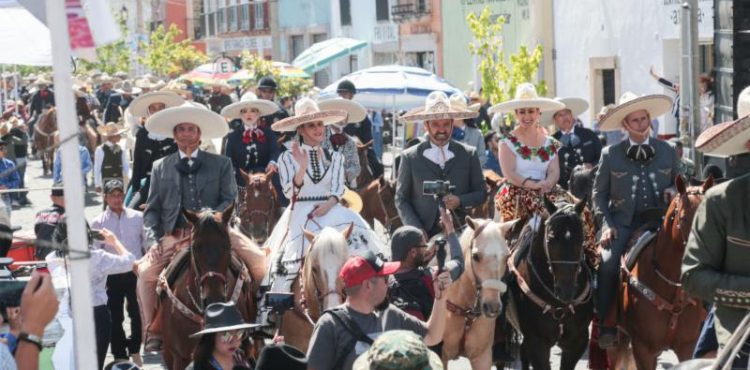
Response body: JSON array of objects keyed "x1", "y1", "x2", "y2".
[{"x1": 302, "y1": 227, "x2": 348, "y2": 304}]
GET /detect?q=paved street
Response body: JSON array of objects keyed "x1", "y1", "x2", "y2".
[{"x1": 11, "y1": 155, "x2": 681, "y2": 369}]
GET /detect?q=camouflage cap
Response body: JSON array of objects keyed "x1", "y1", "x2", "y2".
[{"x1": 352, "y1": 330, "x2": 443, "y2": 370}]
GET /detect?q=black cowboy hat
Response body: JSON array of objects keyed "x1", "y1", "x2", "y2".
[
  {"x1": 337, "y1": 79, "x2": 356, "y2": 94},
  {"x1": 189, "y1": 302, "x2": 260, "y2": 338},
  {"x1": 258, "y1": 76, "x2": 278, "y2": 90},
  {"x1": 255, "y1": 344, "x2": 308, "y2": 370}
]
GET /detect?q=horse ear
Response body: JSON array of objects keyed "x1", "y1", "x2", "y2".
[
  {"x1": 465, "y1": 217, "x2": 479, "y2": 230},
  {"x1": 365, "y1": 139, "x2": 373, "y2": 148},
  {"x1": 221, "y1": 203, "x2": 234, "y2": 225},
  {"x1": 676, "y1": 175, "x2": 687, "y2": 195},
  {"x1": 239, "y1": 168, "x2": 250, "y2": 181},
  {"x1": 303, "y1": 228, "x2": 316, "y2": 243},
  {"x1": 543, "y1": 196, "x2": 557, "y2": 215},
  {"x1": 378, "y1": 175, "x2": 385, "y2": 188},
  {"x1": 182, "y1": 208, "x2": 200, "y2": 226},
  {"x1": 498, "y1": 219, "x2": 519, "y2": 239},
  {"x1": 574, "y1": 198, "x2": 586, "y2": 215},
  {"x1": 342, "y1": 223, "x2": 354, "y2": 240},
  {"x1": 702, "y1": 175, "x2": 714, "y2": 192}
]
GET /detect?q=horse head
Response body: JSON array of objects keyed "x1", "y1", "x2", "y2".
[
  {"x1": 541, "y1": 197, "x2": 587, "y2": 303},
  {"x1": 238, "y1": 169, "x2": 277, "y2": 242},
  {"x1": 462, "y1": 217, "x2": 515, "y2": 318},
  {"x1": 355, "y1": 140, "x2": 375, "y2": 186},
  {"x1": 301, "y1": 224, "x2": 353, "y2": 318},
  {"x1": 567, "y1": 165, "x2": 597, "y2": 208},
  {"x1": 663, "y1": 175, "x2": 714, "y2": 251},
  {"x1": 377, "y1": 177, "x2": 402, "y2": 232},
  {"x1": 183, "y1": 204, "x2": 234, "y2": 307}
]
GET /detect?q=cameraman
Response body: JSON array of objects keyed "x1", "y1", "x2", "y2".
[
  {"x1": 388, "y1": 207, "x2": 463, "y2": 321},
  {"x1": 395, "y1": 92, "x2": 486, "y2": 237}
]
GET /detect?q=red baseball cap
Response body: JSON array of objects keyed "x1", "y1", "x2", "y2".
[{"x1": 339, "y1": 251, "x2": 401, "y2": 288}]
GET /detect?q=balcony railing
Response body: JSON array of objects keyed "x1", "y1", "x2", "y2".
[{"x1": 391, "y1": 1, "x2": 430, "y2": 21}]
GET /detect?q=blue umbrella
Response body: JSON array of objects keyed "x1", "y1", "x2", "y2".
[
  {"x1": 318, "y1": 65, "x2": 461, "y2": 111},
  {"x1": 292, "y1": 37, "x2": 368, "y2": 74}
]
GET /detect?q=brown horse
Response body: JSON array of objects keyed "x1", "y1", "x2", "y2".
[
  {"x1": 237, "y1": 169, "x2": 279, "y2": 243},
  {"x1": 442, "y1": 217, "x2": 515, "y2": 370},
  {"x1": 160, "y1": 205, "x2": 256, "y2": 370},
  {"x1": 278, "y1": 225, "x2": 353, "y2": 352},
  {"x1": 33, "y1": 108, "x2": 59, "y2": 176},
  {"x1": 470, "y1": 170, "x2": 504, "y2": 220},
  {"x1": 357, "y1": 178, "x2": 387, "y2": 228},
  {"x1": 610, "y1": 176, "x2": 714, "y2": 370},
  {"x1": 75, "y1": 96, "x2": 100, "y2": 155},
  {"x1": 377, "y1": 176, "x2": 403, "y2": 233},
  {"x1": 355, "y1": 140, "x2": 375, "y2": 189}
]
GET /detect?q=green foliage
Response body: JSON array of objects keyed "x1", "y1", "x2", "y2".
[
  {"x1": 240, "y1": 51, "x2": 312, "y2": 98},
  {"x1": 77, "y1": 14, "x2": 131, "y2": 75},
  {"x1": 0, "y1": 65, "x2": 51, "y2": 77},
  {"x1": 139, "y1": 24, "x2": 208, "y2": 78},
  {"x1": 466, "y1": 6, "x2": 547, "y2": 127}
]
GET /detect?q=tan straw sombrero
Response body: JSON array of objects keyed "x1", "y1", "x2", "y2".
[
  {"x1": 449, "y1": 93, "x2": 481, "y2": 116},
  {"x1": 271, "y1": 98, "x2": 348, "y2": 132},
  {"x1": 540, "y1": 97, "x2": 589, "y2": 126},
  {"x1": 696, "y1": 115, "x2": 750, "y2": 156},
  {"x1": 318, "y1": 98, "x2": 367, "y2": 124},
  {"x1": 96, "y1": 122, "x2": 127, "y2": 137},
  {"x1": 145, "y1": 102, "x2": 229, "y2": 139},
  {"x1": 597, "y1": 92, "x2": 672, "y2": 132},
  {"x1": 488, "y1": 83, "x2": 565, "y2": 115},
  {"x1": 129, "y1": 91, "x2": 185, "y2": 118},
  {"x1": 400, "y1": 91, "x2": 479, "y2": 122},
  {"x1": 220, "y1": 94, "x2": 279, "y2": 120},
  {"x1": 340, "y1": 188, "x2": 363, "y2": 213}
]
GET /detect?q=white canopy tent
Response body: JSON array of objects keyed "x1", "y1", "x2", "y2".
[{"x1": 0, "y1": 1, "x2": 52, "y2": 66}]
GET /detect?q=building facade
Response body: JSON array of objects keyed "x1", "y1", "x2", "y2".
[{"x1": 277, "y1": 0, "x2": 331, "y2": 86}]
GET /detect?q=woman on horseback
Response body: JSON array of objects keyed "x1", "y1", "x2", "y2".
[
  {"x1": 262, "y1": 98, "x2": 386, "y2": 294},
  {"x1": 491, "y1": 83, "x2": 597, "y2": 264}
]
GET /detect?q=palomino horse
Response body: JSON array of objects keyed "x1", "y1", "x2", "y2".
[
  {"x1": 507, "y1": 198, "x2": 594, "y2": 370},
  {"x1": 159, "y1": 205, "x2": 256, "y2": 370},
  {"x1": 470, "y1": 170, "x2": 504, "y2": 220},
  {"x1": 442, "y1": 217, "x2": 515, "y2": 370},
  {"x1": 609, "y1": 176, "x2": 713, "y2": 370},
  {"x1": 33, "y1": 108, "x2": 59, "y2": 176},
  {"x1": 237, "y1": 169, "x2": 280, "y2": 243},
  {"x1": 278, "y1": 225, "x2": 353, "y2": 352}
]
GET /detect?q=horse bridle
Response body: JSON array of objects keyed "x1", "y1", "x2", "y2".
[
  {"x1": 239, "y1": 176, "x2": 276, "y2": 240},
  {"x1": 298, "y1": 236, "x2": 343, "y2": 326},
  {"x1": 187, "y1": 233, "x2": 229, "y2": 313}
]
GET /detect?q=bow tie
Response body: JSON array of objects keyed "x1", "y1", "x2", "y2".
[
  {"x1": 175, "y1": 156, "x2": 202, "y2": 174},
  {"x1": 452, "y1": 127, "x2": 465, "y2": 140},
  {"x1": 626, "y1": 143, "x2": 655, "y2": 163},
  {"x1": 242, "y1": 128, "x2": 266, "y2": 144}
]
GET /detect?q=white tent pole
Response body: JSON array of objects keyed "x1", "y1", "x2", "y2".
[
  {"x1": 13, "y1": 66, "x2": 19, "y2": 114},
  {"x1": 1, "y1": 65, "x2": 6, "y2": 110},
  {"x1": 45, "y1": 0, "x2": 98, "y2": 368}
]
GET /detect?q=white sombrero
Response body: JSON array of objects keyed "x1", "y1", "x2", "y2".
[
  {"x1": 737, "y1": 85, "x2": 750, "y2": 119},
  {"x1": 129, "y1": 91, "x2": 185, "y2": 118},
  {"x1": 145, "y1": 102, "x2": 229, "y2": 139},
  {"x1": 540, "y1": 97, "x2": 589, "y2": 126},
  {"x1": 488, "y1": 83, "x2": 565, "y2": 115},
  {"x1": 449, "y1": 93, "x2": 481, "y2": 114},
  {"x1": 271, "y1": 98, "x2": 348, "y2": 132},
  {"x1": 96, "y1": 122, "x2": 127, "y2": 137},
  {"x1": 220, "y1": 94, "x2": 279, "y2": 120},
  {"x1": 400, "y1": 91, "x2": 479, "y2": 122},
  {"x1": 318, "y1": 98, "x2": 367, "y2": 124},
  {"x1": 114, "y1": 80, "x2": 142, "y2": 95},
  {"x1": 597, "y1": 92, "x2": 672, "y2": 132}
]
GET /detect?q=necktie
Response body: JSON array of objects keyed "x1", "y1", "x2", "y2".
[{"x1": 439, "y1": 146, "x2": 447, "y2": 168}]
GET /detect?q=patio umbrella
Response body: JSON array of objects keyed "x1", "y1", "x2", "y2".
[
  {"x1": 180, "y1": 63, "x2": 237, "y2": 85},
  {"x1": 292, "y1": 37, "x2": 368, "y2": 74},
  {"x1": 318, "y1": 65, "x2": 461, "y2": 111},
  {"x1": 226, "y1": 62, "x2": 310, "y2": 86}
]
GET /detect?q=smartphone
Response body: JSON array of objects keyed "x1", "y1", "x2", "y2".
[
  {"x1": 264, "y1": 292, "x2": 295, "y2": 312},
  {"x1": 90, "y1": 229, "x2": 105, "y2": 241}
]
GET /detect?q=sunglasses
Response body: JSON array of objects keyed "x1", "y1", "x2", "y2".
[{"x1": 219, "y1": 330, "x2": 246, "y2": 343}]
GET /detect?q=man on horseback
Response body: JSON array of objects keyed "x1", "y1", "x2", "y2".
[
  {"x1": 593, "y1": 92, "x2": 679, "y2": 348},
  {"x1": 546, "y1": 97, "x2": 602, "y2": 189},
  {"x1": 136, "y1": 104, "x2": 236, "y2": 352},
  {"x1": 396, "y1": 91, "x2": 486, "y2": 237},
  {"x1": 336, "y1": 80, "x2": 384, "y2": 180}
]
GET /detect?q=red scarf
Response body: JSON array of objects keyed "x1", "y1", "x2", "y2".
[{"x1": 242, "y1": 128, "x2": 266, "y2": 144}]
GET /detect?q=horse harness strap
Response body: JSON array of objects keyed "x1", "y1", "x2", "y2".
[{"x1": 445, "y1": 298, "x2": 482, "y2": 332}]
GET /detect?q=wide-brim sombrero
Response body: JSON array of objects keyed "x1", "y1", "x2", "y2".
[
  {"x1": 221, "y1": 99, "x2": 279, "y2": 120},
  {"x1": 271, "y1": 97, "x2": 348, "y2": 132},
  {"x1": 597, "y1": 93, "x2": 672, "y2": 132},
  {"x1": 696, "y1": 115, "x2": 750, "y2": 156},
  {"x1": 145, "y1": 102, "x2": 229, "y2": 139},
  {"x1": 340, "y1": 188, "x2": 363, "y2": 213},
  {"x1": 540, "y1": 97, "x2": 589, "y2": 126},
  {"x1": 96, "y1": 122, "x2": 127, "y2": 137},
  {"x1": 400, "y1": 91, "x2": 479, "y2": 122},
  {"x1": 488, "y1": 83, "x2": 565, "y2": 115},
  {"x1": 129, "y1": 91, "x2": 186, "y2": 118},
  {"x1": 318, "y1": 99, "x2": 367, "y2": 124}
]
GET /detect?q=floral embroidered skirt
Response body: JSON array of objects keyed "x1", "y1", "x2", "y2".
[{"x1": 494, "y1": 180, "x2": 599, "y2": 268}]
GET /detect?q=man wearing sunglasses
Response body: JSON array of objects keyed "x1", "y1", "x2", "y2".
[{"x1": 307, "y1": 251, "x2": 452, "y2": 370}]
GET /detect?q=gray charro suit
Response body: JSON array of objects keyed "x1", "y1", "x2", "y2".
[
  {"x1": 143, "y1": 150, "x2": 237, "y2": 242},
  {"x1": 395, "y1": 140, "x2": 486, "y2": 236},
  {"x1": 592, "y1": 138, "x2": 679, "y2": 318}
]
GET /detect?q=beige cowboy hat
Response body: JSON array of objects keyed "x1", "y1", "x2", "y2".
[
  {"x1": 33, "y1": 77, "x2": 52, "y2": 86},
  {"x1": 220, "y1": 94, "x2": 279, "y2": 120},
  {"x1": 449, "y1": 93, "x2": 481, "y2": 114},
  {"x1": 96, "y1": 122, "x2": 127, "y2": 137},
  {"x1": 271, "y1": 98, "x2": 348, "y2": 132},
  {"x1": 135, "y1": 78, "x2": 159, "y2": 90},
  {"x1": 114, "y1": 80, "x2": 142, "y2": 95},
  {"x1": 340, "y1": 188, "x2": 363, "y2": 213},
  {"x1": 145, "y1": 101, "x2": 229, "y2": 139},
  {"x1": 488, "y1": 83, "x2": 565, "y2": 115},
  {"x1": 317, "y1": 98, "x2": 367, "y2": 124},
  {"x1": 160, "y1": 80, "x2": 191, "y2": 95},
  {"x1": 597, "y1": 92, "x2": 672, "y2": 132},
  {"x1": 96, "y1": 73, "x2": 118, "y2": 84},
  {"x1": 400, "y1": 91, "x2": 479, "y2": 122},
  {"x1": 540, "y1": 97, "x2": 590, "y2": 126},
  {"x1": 696, "y1": 116, "x2": 750, "y2": 157},
  {"x1": 129, "y1": 91, "x2": 185, "y2": 118},
  {"x1": 737, "y1": 85, "x2": 750, "y2": 119},
  {"x1": 206, "y1": 78, "x2": 232, "y2": 90}
]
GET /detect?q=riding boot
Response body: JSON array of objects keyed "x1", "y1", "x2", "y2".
[
  {"x1": 597, "y1": 301, "x2": 619, "y2": 349},
  {"x1": 144, "y1": 301, "x2": 163, "y2": 353}
]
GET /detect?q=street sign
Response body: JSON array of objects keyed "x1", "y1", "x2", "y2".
[{"x1": 214, "y1": 57, "x2": 234, "y2": 74}]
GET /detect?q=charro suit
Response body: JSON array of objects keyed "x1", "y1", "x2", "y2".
[
  {"x1": 553, "y1": 125, "x2": 602, "y2": 188},
  {"x1": 395, "y1": 140, "x2": 486, "y2": 236},
  {"x1": 592, "y1": 138, "x2": 678, "y2": 318}
]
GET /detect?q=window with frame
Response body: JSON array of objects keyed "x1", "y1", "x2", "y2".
[
  {"x1": 227, "y1": 5, "x2": 237, "y2": 31},
  {"x1": 340, "y1": 0, "x2": 352, "y2": 26},
  {"x1": 376, "y1": 0, "x2": 389, "y2": 21},
  {"x1": 217, "y1": 8, "x2": 225, "y2": 33},
  {"x1": 208, "y1": 11, "x2": 216, "y2": 36},
  {"x1": 291, "y1": 35, "x2": 305, "y2": 60},
  {"x1": 254, "y1": 2, "x2": 266, "y2": 30},
  {"x1": 240, "y1": 4, "x2": 249, "y2": 30}
]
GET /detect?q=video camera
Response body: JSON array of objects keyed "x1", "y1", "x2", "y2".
[{"x1": 422, "y1": 180, "x2": 455, "y2": 198}]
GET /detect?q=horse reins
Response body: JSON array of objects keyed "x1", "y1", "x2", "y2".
[
  {"x1": 239, "y1": 176, "x2": 277, "y2": 241},
  {"x1": 297, "y1": 236, "x2": 343, "y2": 326}
]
